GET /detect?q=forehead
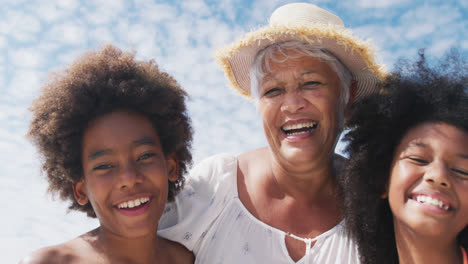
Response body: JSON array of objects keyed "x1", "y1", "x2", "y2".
[
  {"x1": 397, "y1": 122, "x2": 468, "y2": 153},
  {"x1": 263, "y1": 51, "x2": 336, "y2": 79},
  {"x1": 82, "y1": 110, "x2": 161, "y2": 150}
]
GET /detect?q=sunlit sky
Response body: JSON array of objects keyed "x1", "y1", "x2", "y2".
[{"x1": 1, "y1": 0, "x2": 467, "y2": 262}]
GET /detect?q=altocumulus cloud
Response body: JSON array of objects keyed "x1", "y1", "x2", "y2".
[{"x1": 1, "y1": 0, "x2": 466, "y2": 262}]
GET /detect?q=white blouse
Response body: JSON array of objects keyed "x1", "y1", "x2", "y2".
[{"x1": 158, "y1": 153, "x2": 360, "y2": 264}]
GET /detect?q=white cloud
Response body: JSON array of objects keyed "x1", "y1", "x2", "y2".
[
  {"x1": 404, "y1": 23, "x2": 435, "y2": 40},
  {"x1": 7, "y1": 69, "x2": 44, "y2": 100},
  {"x1": 85, "y1": 0, "x2": 127, "y2": 25},
  {"x1": 1, "y1": 10, "x2": 41, "y2": 42},
  {"x1": 56, "y1": 0, "x2": 80, "y2": 10},
  {"x1": 9, "y1": 48, "x2": 44, "y2": 68},
  {"x1": 429, "y1": 38, "x2": 458, "y2": 57},
  {"x1": 46, "y1": 21, "x2": 87, "y2": 46},
  {"x1": 181, "y1": 0, "x2": 212, "y2": 17},
  {"x1": 34, "y1": 2, "x2": 63, "y2": 22},
  {"x1": 137, "y1": 2, "x2": 178, "y2": 22},
  {"x1": 89, "y1": 26, "x2": 116, "y2": 44},
  {"x1": 355, "y1": 0, "x2": 410, "y2": 8},
  {"x1": 463, "y1": 40, "x2": 468, "y2": 50},
  {"x1": 400, "y1": 4, "x2": 461, "y2": 26}
]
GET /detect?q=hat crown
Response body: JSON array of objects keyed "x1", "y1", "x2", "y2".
[{"x1": 269, "y1": 3, "x2": 344, "y2": 28}]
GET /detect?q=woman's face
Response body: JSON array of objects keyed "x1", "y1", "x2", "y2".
[
  {"x1": 388, "y1": 122, "x2": 468, "y2": 240},
  {"x1": 74, "y1": 110, "x2": 178, "y2": 238},
  {"x1": 257, "y1": 52, "x2": 344, "y2": 170}
]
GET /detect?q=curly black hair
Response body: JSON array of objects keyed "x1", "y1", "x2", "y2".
[
  {"x1": 28, "y1": 45, "x2": 193, "y2": 218},
  {"x1": 342, "y1": 49, "x2": 468, "y2": 264}
]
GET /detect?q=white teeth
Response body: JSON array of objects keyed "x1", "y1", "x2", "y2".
[
  {"x1": 415, "y1": 195, "x2": 449, "y2": 211},
  {"x1": 117, "y1": 197, "x2": 150, "y2": 209},
  {"x1": 282, "y1": 122, "x2": 317, "y2": 132}
]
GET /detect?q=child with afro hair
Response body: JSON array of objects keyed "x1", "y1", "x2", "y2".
[
  {"x1": 21, "y1": 45, "x2": 194, "y2": 263},
  {"x1": 342, "y1": 50, "x2": 468, "y2": 264}
]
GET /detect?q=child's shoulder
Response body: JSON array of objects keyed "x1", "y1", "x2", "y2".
[
  {"x1": 159, "y1": 237, "x2": 194, "y2": 264},
  {"x1": 19, "y1": 235, "x2": 96, "y2": 264}
]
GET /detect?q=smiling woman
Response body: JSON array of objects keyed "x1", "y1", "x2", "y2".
[
  {"x1": 22, "y1": 45, "x2": 194, "y2": 263},
  {"x1": 158, "y1": 3, "x2": 385, "y2": 264}
]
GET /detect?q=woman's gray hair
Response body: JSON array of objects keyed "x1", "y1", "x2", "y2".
[{"x1": 249, "y1": 41, "x2": 352, "y2": 107}]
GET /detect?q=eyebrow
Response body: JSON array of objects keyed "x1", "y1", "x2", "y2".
[
  {"x1": 87, "y1": 136, "x2": 157, "y2": 161},
  {"x1": 88, "y1": 149, "x2": 113, "y2": 161},
  {"x1": 132, "y1": 136, "x2": 156, "y2": 147},
  {"x1": 408, "y1": 142, "x2": 468, "y2": 159},
  {"x1": 301, "y1": 70, "x2": 317, "y2": 76},
  {"x1": 262, "y1": 70, "x2": 319, "y2": 83},
  {"x1": 408, "y1": 141, "x2": 428, "y2": 148}
]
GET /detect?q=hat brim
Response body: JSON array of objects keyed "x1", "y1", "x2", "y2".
[{"x1": 215, "y1": 24, "x2": 386, "y2": 101}]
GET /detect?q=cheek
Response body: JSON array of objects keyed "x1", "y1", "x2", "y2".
[{"x1": 388, "y1": 163, "x2": 418, "y2": 202}]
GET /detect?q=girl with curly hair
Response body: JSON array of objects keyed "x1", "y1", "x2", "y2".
[
  {"x1": 21, "y1": 45, "x2": 194, "y2": 263},
  {"x1": 343, "y1": 50, "x2": 468, "y2": 264}
]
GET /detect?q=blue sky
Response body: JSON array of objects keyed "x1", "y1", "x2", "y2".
[{"x1": 1, "y1": 0, "x2": 467, "y2": 262}]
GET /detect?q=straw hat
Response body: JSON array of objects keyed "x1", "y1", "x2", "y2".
[{"x1": 215, "y1": 3, "x2": 386, "y2": 101}]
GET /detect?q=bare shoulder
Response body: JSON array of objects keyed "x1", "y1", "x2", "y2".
[
  {"x1": 19, "y1": 233, "x2": 97, "y2": 264},
  {"x1": 19, "y1": 241, "x2": 82, "y2": 264},
  {"x1": 238, "y1": 147, "x2": 269, "y2": 172},
  {"x1": 160, "y1": 237, "x2": 194, "y2": 264}
]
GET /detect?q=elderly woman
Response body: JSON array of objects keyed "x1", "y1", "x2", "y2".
[{"x1": 159, "y1": 3, "x2": 385, "y2": 263}]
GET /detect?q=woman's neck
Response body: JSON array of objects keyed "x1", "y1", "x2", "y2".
[
  {"x1": 268, "y1": 151, "x2": 341, "y2": 203},
  {"x1": 394, "y1": 223, "x2": 462, "y2": 264}
]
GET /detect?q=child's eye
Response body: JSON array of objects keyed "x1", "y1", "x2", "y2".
[
  {"x1": 407, "y1": 157, "x2": 428, "y2": 165},
  {"x1": 452, "y1": 168, "x2": 468, "y2": 179},
  {"x1": 93, "y1": 164, "x2": 113, "y2": 171},
  {"x1": 137, "y1": 153, "x2": 155, "y2": 161}
]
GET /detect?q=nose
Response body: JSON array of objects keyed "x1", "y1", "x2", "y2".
[
  {"x1": 280, "y1": 91, "x2": 306, "y2": 114},
  {"x1": 118, "y1": 161, "x2": 143, "y2": 189},
  {"x1": 424, "y1": 161, "x2": 451, "y2": 189}
]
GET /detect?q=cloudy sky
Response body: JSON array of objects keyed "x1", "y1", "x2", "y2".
[{"x1": 2, "y1": 0, "x2": 467, "y2": 262}]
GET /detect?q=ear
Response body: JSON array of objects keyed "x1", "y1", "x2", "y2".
[
  {"x1": 72, "y1": 180, "x2": 89, "y2": 206},
  {"x1": 344, "y1": 80, "x2": 358, "y2": 118},
  {"x1": 166, "y1": 153, "x2": 179, "y2": 182},
  {"x1": 380, "y1": 182, "x2": 389, "y2": 199}
]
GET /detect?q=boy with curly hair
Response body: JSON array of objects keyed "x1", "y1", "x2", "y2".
[{"x1": 21, "y1": 45, "x2": 194, "y2": 263}]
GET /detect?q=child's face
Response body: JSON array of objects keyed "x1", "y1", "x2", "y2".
[
  {"x1": 73, "y1": 110, "x2": 178, "y2": 238},
  {"x1": 388, "y1": 122, "x2": 468, "y2": 240}
]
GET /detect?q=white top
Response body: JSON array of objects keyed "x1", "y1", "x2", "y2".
[{"x1": 158, "y1": 153, "x2": 360, "y2": 264}]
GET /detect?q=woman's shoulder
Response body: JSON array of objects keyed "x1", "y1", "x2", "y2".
[
  {"x1": 237, "y1": 147, "x2": 269, "y2": 171},
  {"x1": 19, "y1": 237, "x2": 89, "y2": 264},
  {"x1": 188, "y1": 152, "x2": 238, "y2": 186}
]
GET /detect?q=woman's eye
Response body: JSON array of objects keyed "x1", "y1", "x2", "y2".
[
  {"x1": 263, "y1": 88, "x2": 282, "y2": 97},
  {"x1": 138, "y1": 153, "x2": 155, "y2": 161},
  {"x1": 93, "y1": 164, "x2": 113, "y2": 171},
  {"x1": 303, "y1": 81, "x2": 321, "y2": 88}
]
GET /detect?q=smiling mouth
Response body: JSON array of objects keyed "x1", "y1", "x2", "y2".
[
  {"x1": 282, "y1": 122, "x2": 317, "y2": 136},
  {"x1": 117, "y1": 197, "x2": 150, "y2": 209},
  {"x1": 411, "y1": 194, "x2": 451, "y2": 211}
]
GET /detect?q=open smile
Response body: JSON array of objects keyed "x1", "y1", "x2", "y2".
[
  {"x1": 409, "y1": 193, "x2": 452, "y2": 211},
  {"x1": 115, "y1": 196, "x2": 152, "y2": 217},
  {"x1": 281, "y1": 121, "x2": 317, "y2": 136}
]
